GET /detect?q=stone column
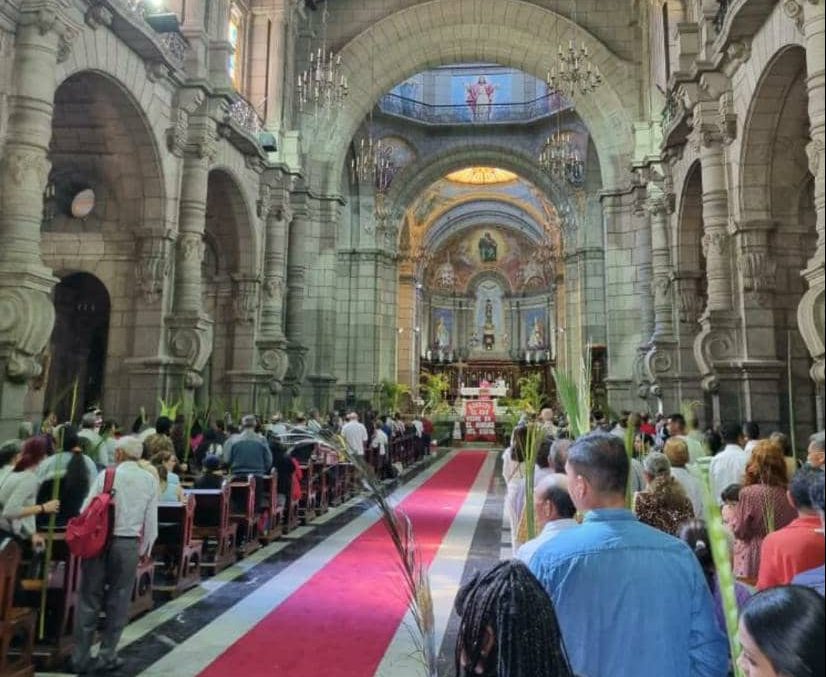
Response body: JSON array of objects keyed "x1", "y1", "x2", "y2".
[
  {"x1": 249, "y1": 0, "x2": 288, "y2": 131},
  {"x1": 256, "y1": 180, "x2": 291, "y2": 395},
  {"x1": 283, "y1": 191, "x2": 309, "y2": 398},
  {"x1": 632, "y1": 194, "x2": 655, "y2": 344},
  {"x1": 794, "y1": 0, "x2": 826, "y2": 409},
  {"x1": 0, "y1": 1, "x2": 80, "y2": 437},
  {"x1": 166, "y1": 123, "x2": 215, "y2": 391},
  {"x1": 692, "y1": 101, "x2": 740, "y2": 424}
]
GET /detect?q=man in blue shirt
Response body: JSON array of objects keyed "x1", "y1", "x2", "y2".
[{"x1": 529, "y1": 432, "x2": 729, "y2": 677}]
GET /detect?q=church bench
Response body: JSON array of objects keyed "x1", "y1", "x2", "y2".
[
  {"x1": 312, "y1": 460, "x2": 330, "y2": 515},
  {"x1": 0, "y1": 540, "x2": 35, "y2": 677},
  {"x1": 256, "y1": 473, "x2": 283, "y2": 544},
  {"x1": 128, "y1": 557, "x2": 155, "y2": 620},
  {"x1": 16, "y1": 533, "x2": 79, "y2": 670},
  {"x1": 152, "y1": 496, "x2": 203, "y2": 598},
  {"x1": 186, "y1": 484, "x2": 238, "y2": 574},
  {"x1": 229, "y1": 476, "x2": 262, "y2": 558},
  {"x1": 297, "y1": 462, "x2": 318, "y2": 523}
]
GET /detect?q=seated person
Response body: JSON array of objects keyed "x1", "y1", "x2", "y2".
[{"x1": 195, "y1": 455, "x2": 224, "y2": 490}]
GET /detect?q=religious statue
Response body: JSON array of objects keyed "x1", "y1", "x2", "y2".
[
  {"x1": 478, "y1": 232, "x2": 497, "y2": 263},
  {"x1": 435, "y1": 316, "x2": 451, "y2": 349},
  {"x1": 466, "y1": 75, "x2": 495, "y2": 122},
  {"x1": 484, "y1": 299, "x2": 494, "y2": 327},
  {"x1": 483, "y1": 298, "x2": 495, "y2": 351},
  {"x1": 527, "y1": 317, "x2": 545, "y2": 349}
]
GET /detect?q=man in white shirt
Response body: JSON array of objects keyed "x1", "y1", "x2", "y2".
[
  {"x1": 666, "y1": 413, "x2": 705, "y2": 464},
  {"x1": 708, "y1": 422, "x2": 749, "y2": 505},
  {"x1": 516, "y1": 475, "x2": 578, "y2": 564},
  {"x1": 371, "y1": 425, "x2": 388, "y2": 457},
  {"x1": 71, "y1": 436, "x2": 158, "y2": 673},
  {"x1": 341, "y1": 412, "x2": 368, "y2": 457}
]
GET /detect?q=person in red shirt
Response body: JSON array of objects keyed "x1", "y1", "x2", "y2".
[{"x1": 757, "y1": 466, "x2": 825, "y2": 590}]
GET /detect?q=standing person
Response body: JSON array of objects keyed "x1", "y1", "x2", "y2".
[
  {"x1": 341, "y1": 412, "x2": 368, "y2": 458},
  {"x1": 666, "y1": 413, "x2": 705, "y2": 463},
  {"x1": 742, "y1": 421, "x2": 761, "y2": 455},
  {"x1": 539, "y1": 407, "x2": 557, "y2": 438},
  {"x1": 454, "y1": 560, "x2": 574, "y2": 677},
  {"x1": 728, "y1": 440, "x2": 797, "y2": 580},
  {"x1": 793, "y1": 467, "x2": 825, "y2": 594},
  {"x1": 633, "y1": 452, "x2": 694, "y2": 536},
  {"x1": 70, "y1": 436, "x2": 158, "y2": 673},
  {"x1": 709, "y1": 422, "x2": 750, "y2": 506},
  {"x1": 516, "y1": 475, "x2": 577, "y2": 564},
  {"x1": 503, "y1": 426, "x2": 527, "y2": 555},
  {"x1": 307, "y1": 409, "x2": 323, "y2": 433},
  {"x1": 530, "y1": 432, "x2": 728, "y2": 677},
  {"x1": 37, "y1": 425, "x2": 98, "y2": 525},
  {"x1": 737, "y1": 586, "x2": 824, "y2": 677},
  {"x1": 665, "y1": 437, "x2": 705, "y2": 517},
  {"x1": 77, "y1": 412, "x2": 103, "y2": 464},
  {"x1": 757, "y1": 466, "x2": 825, "y2": 589},
  {"x1": 806, "y1": 431, "x2": 825, "y2": 468}
]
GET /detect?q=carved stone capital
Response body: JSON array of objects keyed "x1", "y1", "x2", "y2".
[
  {"x1": 262, "y1": 275, "x2": 284, "y2": 302},
  {"x1": 702, "y1": 230, "x2": 729, "y2": 259},
  {"x1": 783, "y1": 0, "x2": 805, "y2": 30},
  {"x1": 166, "y1": 315, "x2": 214, "y2": 387},
  {"x1": 178, "y1": 232, "x2": 205, "y2": 262},
  {"x1": 257, "y1": 338, "x2": 290, "y2": 392},
  {"x1": 84, "y1": 3, "x2": 113, "y2": 29},
  {"x1": 135, "y1": 230, "x2": 175, "y2": 304},
  {"x1": 693, "y1": 315, "x2": 740, "y2": 392},
  {"x1": 3, "y1": 148, "x2": 51, "y2": 189},
  {"x1": 231, "y1": 275, "x2": 260, "y2": 323},
  {"x1": 284, "y1": 343, "x2": 309, "y2": 396},
  {"x1": 0, "y1": 273, "x2": 56, "y2": 383},
  {"x1": 806, "y1": 138, "x2": 823, "y2": 180}
]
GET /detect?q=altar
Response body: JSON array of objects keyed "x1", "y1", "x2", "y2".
[{"x1": 459, "y1": 385, "x2": 508, "y2": 399}]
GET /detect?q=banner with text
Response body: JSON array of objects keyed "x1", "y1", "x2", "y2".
[{"x1": 465, "y1": 399, "x2": 496, "y2": 442}]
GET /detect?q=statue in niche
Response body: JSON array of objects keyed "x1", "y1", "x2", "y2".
[
  {"x1": 435, "y1": 316, "x2": 451, "y2": 349},
  {"x1": 527, "y1": 317, "x2": 545, "y2": 349},
  {"x1": 478, "y1": 231, "x2": 497, "y2": 263},
  {"x1": 483, "y1": 298, "x2": 495, "y2": 350}
]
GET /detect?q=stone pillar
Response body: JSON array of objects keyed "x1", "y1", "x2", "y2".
[
  {"x1": 284, "y1": 191, "x2": 309, "y2": 398},
  {"x1": 795, "y1": 0, "x2": 826, "y2": 412},
  {"x1": 0, "y1": 1, "x2": 80, "y2": 437},
  {"x1": 633, "y1": 193, "x2": 655, "y2": 344},
  {"x1": 166, "y1": 124, "x2": 216, "y2": 391},
  {"x1": 692, "y1": 102, "x2": 740, "y2": 425},
  {"x1": 249, "y1": 0, "x2": 288, "y2": 131},
  {"x1": 397, "y1": 259, "x2": 416, "y2": 389},
  {"x1": 256, "y1": 180, "x2": 291, "y2": 396}
]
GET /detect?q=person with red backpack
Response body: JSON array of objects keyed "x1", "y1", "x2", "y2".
[{"x1": 68, "y1": 435, "x2": 158, "y2": 674}]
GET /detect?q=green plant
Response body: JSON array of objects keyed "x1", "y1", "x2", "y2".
[
  {"x1": 516, "y1": 373, "x2": 546, "y2": 415},
  {"x1": 522, "y1": 422, "x2": 543, "y2": 541},
  {"x1": 158, "y1": 397, "x2": 181, "y2": 420},
  {"x1": 379, "y1": 380, "x2": 412, "y2": 413},
  {"x1": 624, "y1": 424, "x2": 636, "y2": 509},
  {"x1": 420, "y1": 372, "x2": 451, "y2": 416},
  {"x1": 681, "y1": 400, "x2": 702, "y2": 433},
  {"x1": 552, "y1": 349, "x2": 592, "y2": 439}
]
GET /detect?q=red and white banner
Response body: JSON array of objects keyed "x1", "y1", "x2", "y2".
[{"x1": 464, "y1": 399, "x2": 496, "y2": 442}]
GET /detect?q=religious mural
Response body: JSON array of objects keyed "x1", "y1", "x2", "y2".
[{"x1": 425, "y1": 226, "x2": 539, "y2": 292}]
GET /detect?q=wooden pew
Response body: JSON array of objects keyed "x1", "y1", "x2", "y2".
[
  {"x1": 128, "y1": 557, "x2": 155, "y2": 620},
  {"x1": 153, "y1": 496, "x2": 203, "y2": 597},
  {"x1": 187, "y1": 483, "x2": 238, "y2": 574},
  {"x1": 0, "y1": 540, "x2": 35, "y2": 677},
  {"x1": 313, "y1": 460, "x2": 330, "y2": 515},
  {"x1": 17, "y1": 534, "x2": 79, "y2": 670},
  {"x1": 298, "y1": 461, "x2": 318, "y2": 523},
  {"x1": 229, "y1": 476, "x2": 261, "y2": 558},
  {"x1": 256, "y1": 474, "x2": 283, "y2": 544}
]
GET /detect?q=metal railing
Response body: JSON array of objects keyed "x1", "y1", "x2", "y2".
[
  {"x1": 713, "y1": 0, "x2": 731, "y2": 33},
  {"x1": 122, "y1": 0, "x2": 188, "y2": 68},
  {"x1": 378, "y1": 92, "x2": 566, "y2": 125},
  {"x1": 228, "y1": 95, "x2": 263, "y2": 136}
]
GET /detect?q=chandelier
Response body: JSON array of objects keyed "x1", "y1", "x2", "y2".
[
  {"x1": 546, "y1": 1, "x2": 602, "y2": 99},
  {"x1": 297, "y1": 1, "x2": 348, "y2": 118},
  {"x1": 351, "y1": 135, "x2": 394, "y2": 195},
  {"x1": 539, "y1": 128, "x2": 584, "y2": 184}
]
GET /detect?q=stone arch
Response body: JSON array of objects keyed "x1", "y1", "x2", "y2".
[
  {"x1": 303, "y1": 0, "x2": 636, "y2": 192},
  {"x1": 205, "y1": 167, "x2": 258, "y2": 276},
  {"x1": 739, "y1": 45, "x2": 807, "y2": 223},
  {"x1": 466, "y1": 269, "x2": 514, "y2": 296},
  {"x1": 48, "y1": 70, "x2": 166, "y2": 232},
  {"x1": 675, "y1": 160, "x2": 703, "y2": 273}
]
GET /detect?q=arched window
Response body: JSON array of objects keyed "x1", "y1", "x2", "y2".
[{"x1": 228, "y1": 5, "x2": 243, "y2": 89}]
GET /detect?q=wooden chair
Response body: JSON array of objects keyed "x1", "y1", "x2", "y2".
[
  {"x1": 0, "y1": 539, "x2": 35, "y2": 677},
  {"x1": 152, "y1": 496, "x2": 203, "y2": 597},
  {"x1": 229, "y1": 476, "x2": 261, "y2": 558},
  {"x1": 256, "y1": 474, "x2": 282, "y2": 544},
  {"x1": 17, "y1": 534, "x2": 80, "y2": 670},
  {"x1": 187, "y1": 483, "x2": 238, "y2": 574}
]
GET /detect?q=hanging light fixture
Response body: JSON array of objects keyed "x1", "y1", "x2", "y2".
[
  {"x1": 539, "y1": 118, "x2": 584, "y2": 184},
  {"x1": 297, "y1": 1, "x2": 348, "y2": 119},
  {"x1": 546, "y1": 1, "x2": 602, "y2": 99}
]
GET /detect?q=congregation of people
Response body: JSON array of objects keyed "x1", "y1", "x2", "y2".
[
  {"x1": 466, "y1": 409, "x2": 825, "y2": 676},
  {"x1": 1, "y1": 404, "x2": 432, "y2": 674}
]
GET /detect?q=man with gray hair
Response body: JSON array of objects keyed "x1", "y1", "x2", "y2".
[
  {"x1": 71, "y1": 435, "x2": 158, "y2": 673},
  {"x1": 807, "y1": 431, "x2": 825, "y2": 469},
  {"x1": 529, "y1": 432, "x2": 728, "y2": 677},
  {"x1": 548, "y1": 438, "x2": 572, "y2": 475},
  {"x1": 516, "y1": 474, "x2": 577, "y2": 564},
  {"x1": 78, "y1": 412, "x2": 104, "y2": 465}
]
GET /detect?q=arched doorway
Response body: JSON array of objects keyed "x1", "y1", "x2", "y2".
[{"x1": 44, "y1": 273, "x2": 111, "y2": 420}]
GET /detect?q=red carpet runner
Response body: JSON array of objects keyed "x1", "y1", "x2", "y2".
[{"x1": 199, "y1": 451, "x2": 487, "y2": 677}]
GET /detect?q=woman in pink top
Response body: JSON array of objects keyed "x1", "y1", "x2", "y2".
[{"x1": 728, "y1": 440, "x2": 797, "y2": 580}]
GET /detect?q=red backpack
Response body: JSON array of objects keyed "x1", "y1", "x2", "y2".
[{"x1": 66, "y1": 466, "x2": 117, "y2": 559}]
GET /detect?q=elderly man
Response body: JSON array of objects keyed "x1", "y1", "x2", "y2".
[
  {"x1": 539, "y1": 407, "x2": 557, "y2": 437},
  {"x1": 70, "y1": 436, "x2": 158, "y2": 674},
  {"x1": 807, "y1": 431, "x2": 825, "y2": 468},
  {"x1": 224, "y1": 414, "x2": 272, "y2": 478},
  {"x1": 516, "y1": 474, "x2": 577, "y2": 564},
  {"x1": 341, "y1": 412, "x2": 368, "y2": 457},
  {"x1": 529, "y1": 432, "x2": 728, "y2": 677}
]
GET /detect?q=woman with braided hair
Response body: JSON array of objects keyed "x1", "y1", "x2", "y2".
[{"x1": 454, "y1": 559, "x2": 574, "y2": 677}]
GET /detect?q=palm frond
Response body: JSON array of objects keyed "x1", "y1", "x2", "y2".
[{"x1": 552, "y1": 349, "x2": 591, "y2": 439}]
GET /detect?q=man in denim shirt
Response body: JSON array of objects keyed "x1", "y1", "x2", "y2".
[{"x1": 529, "y1": 432, "x2": 729, "y2": 677}]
